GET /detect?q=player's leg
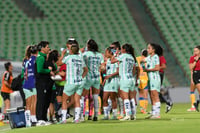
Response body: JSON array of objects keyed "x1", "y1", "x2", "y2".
[
  {"x1": 110, "y1": 92, "x2": 118, "y2": 120},
  {"x1": 102, "y1": 92, "x2": 110, "y2": 120}
]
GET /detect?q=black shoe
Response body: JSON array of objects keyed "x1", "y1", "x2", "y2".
[
  {"x1": 194, "y1": 100, "x2": 199, "y2": 112},
  {"x1": 88, "y1": 116, "x2": 92, "y2": 120},
  {"x1": 93, "y1": 117, "x2": 98, "y2": 121},
  {"x1": 165, "y1": 103, "x2": 173, "y2": 113},
  {"x1": 55, "y1": 112, "x2": 61, "y2": 122},
  {"x1": 31, "y1": 122, "x2": 37, "y2": 127}
]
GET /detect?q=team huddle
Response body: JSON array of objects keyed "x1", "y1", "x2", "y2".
[{"x1": 1, "y1": 38, "x2": 174, "y2": 126}]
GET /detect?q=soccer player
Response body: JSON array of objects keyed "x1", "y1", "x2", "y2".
[
  {"x1": 144, "y1": 43, "x2": 161, "y2": 119},
  {"x1": 187, "y1": 47, "x2": 199, "y2": 111},
  {"x1": 190, "y1": 45, "x2": 200, "y2": 111},
  {"x1": 60, "y1": 43, "x2": 88, "y2": 123},
  {"x1": 23, "y1": 45, "x2": 38, "y2": 126},
  {"x1": 157, "y1": 45, "x2": 173, "y2": 113},
  {"x1": 111, "y1": 44, "x2": 137, "y2": 120},
  {"x1": 102, "y1": 47, "x2": 119, "y2": 120},
  {"x1": 136, "y1": 49, "x2": 149, "y2": 114},
  {"x1": 81, "y1": 39, "x2": 104, "y2": 121},
  {"x1": 1, "y1": 62, "x2": 13, "y2": 120}
]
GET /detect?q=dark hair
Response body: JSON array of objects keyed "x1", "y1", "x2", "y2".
[
  {"x1": 71, "y1": 44, "x2": 79, "y2": 54},
  {"x1": 30, "y1": 45, "x2": 38, "y2": 54},
  {"x1": 156, "y1": 44, "x2": 163, "y2": 56},
  {"x1": 24, "y1": 45, "x2": 32, "y2": 61},
  {"x1": 148, "y1": 43, "x2": 160, "y2": 55},
  {"x1": 122, "y1": 43, "x2": 136, "y2": 61},
  {"x1": 37, "y1": 41, "x2": 49, "y2": 51},
  {"x1": 195, "y1": 45, "x2": 200, "y2": 50},
  {"x1": 4, "y1": 62, "x2": 11, "y2": 71},
  {"x1": 106, "y1": 47, "x2": 113, "y2": 55},
  {"x1": 141, "y1": 49, "x2": 148, "y2": 57},
  {"x1": 112, "y1": 41, "x2": 121, "y2": 50},
  {"x1": 48, "y1": 50, "x2": 59, "y2": 62},
  {"x1": 87, "y1": 39, "x2": 98, "y2": 52},
  {"x1": 67, "y1": 38, "x2": 78, "y2": 45}
]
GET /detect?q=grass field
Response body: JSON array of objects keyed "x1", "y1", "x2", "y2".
[{"x1": 0, "y1": 103, "x2": 200, "y2": 133}]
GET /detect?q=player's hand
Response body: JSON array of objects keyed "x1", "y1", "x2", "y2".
[
  {"x1": 61, "y1": 49, "x2": 67, "y2": 56},
  {"x1": 50, "y1": 71, "x2": 55, "y2": 76},
  {"x1": 194, "y1": 56, "x2": 199, "y2": 62},
  {"x1": 48, "y1": 66, "x2": 53, "y2": 71},
  {"x1": 104, "y1": 75, "x2": 111, "y2": 80}
]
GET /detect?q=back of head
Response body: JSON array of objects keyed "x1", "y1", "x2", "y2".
[
  {"x1": 67, "y1": 38, "x2": 78, "y2": 45},
  {"x1": 71, "y1": 44, "x2": 79, "y2": 54},
  {"x1": 4, "y1": 62, "x2": 11, "y2": 71},
  {"x1": 122, "y1": 43, "x2": 136, "y2": 60},
  {"x1": 37, "y1": 41, "x2": 49, "y2": 51},
  {"x1": 48, "y1": 50, "x2": 59, "y2": 62},
  {"x1": 112, "y1": 41, "x2": 121, "y2": 50},
  {"x1": 87, "y1": 39, "x2": 98, "y2": 52},
  {"x1": 195, "y1": 45, "x2": 200, "y2": 50},
  {"x1": 141, "y1": 49, "x2": 148, "y2": 57},
  {"x1": 30, "y1": 45, "x2": 38, "y2": 54}
]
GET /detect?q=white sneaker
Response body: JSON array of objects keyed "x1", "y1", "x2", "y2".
[
  {"x1": 36, "y1": 120, "x2": 47, "y2": 126},
  {"x1": 120, "y1": 116, "x2": 131, "y2": 121}
]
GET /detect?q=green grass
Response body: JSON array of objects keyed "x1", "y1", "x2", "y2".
[{"x1": 1, "y1": 103, "x2": 200, "y2": 133}]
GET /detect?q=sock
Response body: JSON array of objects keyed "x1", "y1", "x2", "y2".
[
  {"x1": 112, "y1": 109, "x2": 117, "y2": 117},
  {"x1": 155, "y1": 102, "x2": 161, "y2": 116},
  {"x1": 108, "y1": 99, "x2": 112, "y2": 116},
  {"x1": 118, "y1": 97, "x2": 124, "y2": 116},
  {"x1": 130, "y1": 99, "x2": 136, "y2": 116},
  {"x1": 152, "y1": 105, "x2": 156, "y2": 116},
  {"x1": 75, "y1": 107, "x2": 81, "y2": 121},
  {"x1": 61, "y1": 110, "x2": 67, "y2": 121},
  {"x1": 103, "y1": 106, "x2": 109, "y2": 117},
  {"x1": 144, "y1": 98, "x2": 148, "y2": 110},
  {"x1": 80, "y1": 96, "x2": 85, "y2": 118},
  {"x1": 31, "y1": 115, "x2": 37, "y2": 123},
  {"x1": 98, "y1": 96, "x2": 102, "y2": 115},
  {"x1": 93, "y1": 94, "x2": 99, "y2": 117},
  {"x1": 190, "y1": 92, "x2": 195, "y2": 108},
  {"x1": 139, "y1": 97, "x2": 145, "y2": 110},
  {"x1": 124, "y1": 99, "x2": 131, "y2": 117},
  {"x1": 25, "y1": 110, "x2": 31, "y2": 127}
]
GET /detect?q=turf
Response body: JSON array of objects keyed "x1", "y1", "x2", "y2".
[{"x1": 1, "y1": 103, "x2": 200, "y2": 133}]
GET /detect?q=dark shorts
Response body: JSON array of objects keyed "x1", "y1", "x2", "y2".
[
  {"x1": 50, "y1": 89, "x2": 56, "y2": 103},
  {"x1": 1, "y1": 92, "x2": 10, "y2": 101},
  {"x1": 193, "y1": 71, "x2": 200, "y2": 85},
  {"x1": 55, "y1": 85, "x2": 64, "y2": 96}
]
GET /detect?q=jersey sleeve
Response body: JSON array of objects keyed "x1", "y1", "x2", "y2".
[
  {"x1": 62, "y1": 56, "x2": 70, "y2": 64},
  {"x1": 189, "y1": 56, "x2": 194, "y2": 63},
  {"x1": 4, "y1": 72, "x2": 10, "y2": 81},
  {"x1": 116, "y1": 54, "x2": 123, "y2": 62},
  {"x1": 154, "y1": 55, "x2": 160, "y2": 65}
]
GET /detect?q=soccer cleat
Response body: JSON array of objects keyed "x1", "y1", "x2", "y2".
[
  {"x1": 194, "y1": 100, "x2": 199, "y2": 112},
  {"x1": 88, "y1": 116, "x2": 92, "y2": 120},
  {"x1": 145, "y1": 114, "x2": 153, "y2": 119},
  {"x1": 59, "y1": 120, "x2": 67, "y2": 124},
  {"x1": 187, "y1": 107, "x2": 196, "y2": 112},
  {"x1": 117, "y1": 115, "x2": 124, "y2": 120},
  {"x1": 93, "y1": 117, "x2": 98, "y2": 121},
  {"x1": 79, "y1": 117, "x2": 85, "y2": 122},
  {"x1": 119, "y1": 116, "x2": 131, "y2": 121},
  {"x1": 131, "y1": 115, "x2": 136, "y2": 120},
  {"x1": 110, "y1": 116, "x2": 118, "y2": 120},
  {"x1": 165, "y1": 103, "x2": 173, "y2": 113},
  {"x1": 72, "y1": 119, "x2": 80, "y2": 124},
  {"x1": 149, "y1": 115, "x2": 161, "y2": 119},
  {"x1": 36, "y1": 120, "x2": 48, "y2": 126},
  {"x1": 101, "y1": 116, "x2": 109, "y2": 120}
]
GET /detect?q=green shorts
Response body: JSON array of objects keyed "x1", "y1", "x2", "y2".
[
  {"x1": 23, "y1": 88, "x2": 37, "y2": 99},
  {"x1": 148, "y1": 78, "x2": 161, "y2": 92},
  {"x1": 104, "y1": 81, "x2": 119, "y2": 92},
  {"x1": 63, "y1": 84, "x2": 83, "y2": 96},
  {"x1": 84, "y1": 79, "x2": 100, "y2": 90},
  {"x1": 120, "y1": 79, "x2": 134, "y2": 93}
]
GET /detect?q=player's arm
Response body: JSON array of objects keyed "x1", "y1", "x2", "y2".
[
  {"x1": 4, "y1": 73, "x2": 11, "y2": 88},
  {"x1": 82, "y1": 66, "x2": 88, "y2": 78},
  {"x1": 145, "y1": 64, "x2": 160, "y2": 72},
  {"x1": 160, "y1": 63, "x2": 167, "y2": 70},
  {"x1": 189, "y1": 56, "x2": 199, "y2": 70},
  {"x1": 57, "y1": 49, "x2": 66, "y2": 66}
]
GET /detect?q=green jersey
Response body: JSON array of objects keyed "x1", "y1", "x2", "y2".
[
  {"x1": 146, "y1": 54, "x2": 160, "y2": 80},
  {"x1": 105, "y1": 59, "x2": 119, "y2": 83},
  {"x1": 117, "y1": 53, "x2": 135, "y2": 80},
  {"x1": 62, "y1": 54, "x2": 85, "y2": 85},
  {"x1": 83, "y1": 51, "x2": 104, "y2": 80}
]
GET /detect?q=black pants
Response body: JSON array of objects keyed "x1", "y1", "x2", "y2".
[{"x1": 36, "y1": 78, "x2": 54, "y2": 121}]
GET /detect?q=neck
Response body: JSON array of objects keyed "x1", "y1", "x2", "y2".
[
  {"x1": 40, "y1": 51, "x2": 46, "y2": 54},
  {"x1": 150, "y1": 53, "x2": 155, "y2": 57}
]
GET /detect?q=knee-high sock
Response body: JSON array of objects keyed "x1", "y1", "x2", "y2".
[
  {"x1": 190, "y1": 92, "x2": 195, "y2": 107},
  {"x1": 61, "y1": 110, "x2": 67, "y2": 121},
  {"x1": 25, "y1": 110, "x2": 31, "y2": 127},
  {"x1": 75, "y1": 107, "x2": 81, "y2": 121},
  {"x1": 108, "y1": 99, "x2": 112, "y2": 116},
  {"x1": 103, "y1": 106, "x2": 109, "y2": 117},
  {"x1": 155, "y1": 102, "x2": 161, "y2": 116},
  {"x1": 139, "y1": 97, "x2": 145, "y2": 110},
  {"x1": 92, "y1": 94, "x2": 99, "y2": 117},
  {"x1": 80, "y1": 96, "x2": 85, "y2": 118},
  {"x1": 124, "y1": 99, "x2": 131, "y2": 117},
  {"x1": 118, "y1": 97, "x2": 124, "y2": 116},
  {"x1": 130, "y1": 98, "x2": 136, "y2": 116}
]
